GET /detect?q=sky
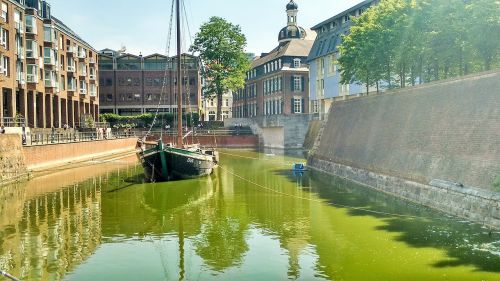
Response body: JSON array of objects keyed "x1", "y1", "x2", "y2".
[{"x1": 48, "y1": 0, "x2": 363, "y2": 56}]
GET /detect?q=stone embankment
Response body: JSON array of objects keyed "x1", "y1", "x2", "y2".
[
  {"x1": 0, "y1": 135, "x2": 27, "y2": 183},
  {"x1": 308, "y1": 70, "x2": 500, "y2": 229}
]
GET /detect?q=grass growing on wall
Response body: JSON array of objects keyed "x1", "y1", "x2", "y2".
[{"x1": 494, "y1": 175, "x2": 500, "y2": 191}]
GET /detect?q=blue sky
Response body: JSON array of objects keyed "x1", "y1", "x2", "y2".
[{"x1": 48, "y1": 0, "x2": 362, "y2": 55}]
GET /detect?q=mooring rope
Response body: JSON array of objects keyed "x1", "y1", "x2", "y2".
[
  {"x1": 218, "y1": 166, "x2": 429, "y2": 220},
  {"x1": 1, "y1": 270, "x2": 21, "y2": 281}
]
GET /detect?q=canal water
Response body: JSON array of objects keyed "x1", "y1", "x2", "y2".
[{"x1": 0, "y1": 150, "x2": 499, "y2": 281}]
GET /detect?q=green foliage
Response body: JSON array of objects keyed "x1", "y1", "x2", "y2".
[
  {"x1": 339, "y1": 0, "x2": 500, "y2": 91},
  {"x1": 99, "y1": 113, "x2": 199, "y2": 129},
  {"x1": 190, "y1": 17, "x2": 250, "y2": 121},
  {"x1": 494, "y1": 175, "x2": 500, "y2": 191}
]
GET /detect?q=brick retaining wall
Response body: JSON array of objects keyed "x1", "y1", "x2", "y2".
[{"x1": 23, "y1": 138, "x2": 137, "y2": 170}]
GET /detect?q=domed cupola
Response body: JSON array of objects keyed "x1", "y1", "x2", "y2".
[
  {"x1": 278, "y1": 0, "x2": 307, "y2": 44},
  {"x1": 286, "y1": 0, "x2": 298, "y2": 11}
]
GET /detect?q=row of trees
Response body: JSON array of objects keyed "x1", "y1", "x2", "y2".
[
  {"x1": 99, "y1": 113, "x2": 199, "y2": 129},
  {"x1": 339, "y1": 0, "x2": 500, "y2": 92}
]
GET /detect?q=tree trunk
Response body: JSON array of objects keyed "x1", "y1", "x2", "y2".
[{"x1": 216, "y1": 89, "x2": 223, "y2": 121}]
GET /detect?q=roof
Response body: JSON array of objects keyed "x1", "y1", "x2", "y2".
[
  {"x1": 52, "y1": 16, "x2": 96, "y2": 51},
  {"x1": 251, "y1": 39, "x2": 315, "y2": 68},
  {"x1": 311, "y1": 0, "x2": 375, "y2": 30},
  {"x1": 307, "y1": 0, "x2": 377, "y2": 62}
]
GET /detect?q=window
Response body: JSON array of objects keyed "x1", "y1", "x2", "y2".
[
  {"x1": 25, "y1": 15, "x2": 37, "y2": 34},
  {"x1": 106, "y1": 94, "x2": 113, "y2": 102},
  {"x1": 1, "y1": 3, "x2": 7, "y2": 22},
  {"x1": 329, "y1": 54, "x2": 338, "y2": 74},
  {"x1": 313, "y1": 100, "x2": 319, "y2": 113},
  {"x1": 26, "y1": 40, "x2": 37, "y2": 58},
  {"x1": 60, "y1": 75, "x2": 66, "y2": 90},
  {"x1": 79, "y1": 79, "x2": 87, "y2": 91},
  {"x1": 27, "y1": 65, "x2": 37, "y2": 82},
  {"x1": 2, "y1": 55, "x2": 9, "y2": 76},
  {"x1": 293, "y1": 59, "x2": 301, "y2": 68},
  {"x1": 225, "y1": 99, "x2": 229, "y2": 107},
  {"x1": 294, "y1": 98, "x2": 302, "y2": 114},
  {"x1": 0, "y1": 28, "x2": 8, "y2": 49},
  {"x1": 294, "y1": 75, "x2": 302, "y2": 92}
]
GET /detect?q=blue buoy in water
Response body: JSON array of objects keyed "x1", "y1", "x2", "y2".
[{"x1": 293, "y1": 163, "x2": 307, "y2": 171}]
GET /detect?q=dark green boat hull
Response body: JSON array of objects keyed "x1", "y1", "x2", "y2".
[{"x1": 138, "y1": 143, "x2": 217, "y2": 182}]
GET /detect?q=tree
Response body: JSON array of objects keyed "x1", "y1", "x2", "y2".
[
  {"x1": 190, "y1": 17, "x2": 250, "y2": 121},
  {"x1": 338, "y1": 0, "x2": 500, "y2": 90}
]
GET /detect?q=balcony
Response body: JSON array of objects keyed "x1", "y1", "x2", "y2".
[
  {"x1": 67, "y1": 65, "x2": 75, "y2": 72},
  {"x1": 78, "y1": 51, "x2": 86, "y2": 59},
  {"x1": 89, "y1": 74, "x2": 96, "y2": 80},
  {"x1": 27, "y1": 74, "x2": 37, "y2": 84},
  {"x1": 67, "y1": 45, "x2": 77, "y2": 54},
  {"x1": 79, "y1": 69, "x2": 87, "y2": 77},
  {"x1": 67, "y1": 83, "x2": 76, "y2": 91},
  {"x1": 45, "y1": 78, "x2": 57, "y2": 88},
  {"x1": 16, "y1": 48, "x2": 25, "y2": 60},
  {"x1": 79, "y1": 88, "x2": 87, "y2": 95},
  {"x1": 15, "y1": 22, "x2": 24, "y2": 34},
  {"x1": 16, "y1": 73, "x2": 26, "y2": 86},
  {"x1": 89, "y1": 58, "x2": 95, "y2": 64},
  {"x1": 26, "y1": 25, "x2": 38, "y2": 35},
  {"x1": 44, "y1": 54, "x2": 56, "y2": 66},
  {"x1": 25, "y1": 25, "x2": 36, "y2": 35},
  {"x1": 26, "y1": 49, "x2": 37, "y2": 59}
]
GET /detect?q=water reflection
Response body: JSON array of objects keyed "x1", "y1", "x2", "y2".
[
  {"x1": 0, "y1": 151, "x2": 499, "y2": 281},
  {"x1": 0, "y1": 157, "x2": 138, "y2": 281}
]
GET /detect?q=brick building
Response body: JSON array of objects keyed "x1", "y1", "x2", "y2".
[
  {"x1": 232, "y1": 0, "x2": 315, "y2": 118},
  {"x1": 98, "y1": 50, "x2": 201, "y2": 116},
  {"x1": 0, "y1": 0, "x2": 99, "y2": 128}
]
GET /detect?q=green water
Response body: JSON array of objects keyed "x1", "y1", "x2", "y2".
[{"x1": 0, "y1": 150, "x2": 499, "y2": 281}]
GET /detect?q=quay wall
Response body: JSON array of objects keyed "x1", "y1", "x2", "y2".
[
  {"x1": 23, "y1": 138, "x2": 137, "y2": 171},
  {"x1": 308, "y1": 71, "x2": 500, "y2": 228},
  {"x1": 0, "y1": 135, "x2": 27, "y2": 182},
  {"x1": 227, "y1": 114, "x2": 316, "y2": 149}
]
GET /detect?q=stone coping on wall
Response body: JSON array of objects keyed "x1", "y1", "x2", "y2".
[{"x1": 308, "y1": 157, "x2": 500, "y2": 230}]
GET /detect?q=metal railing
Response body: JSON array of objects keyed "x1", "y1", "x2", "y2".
[
  {"x1": 142, "y1": 128, "x2": 254, "y2": 137},
  {"x1": 1, "y1": 117, "x2": 26, "y2": 127},
  {"x1": 28, "y1": 131, "x2": 136, "y2": 146}
]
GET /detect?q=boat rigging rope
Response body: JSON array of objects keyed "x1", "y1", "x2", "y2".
[
  {"x1": 1, "y1": 270, "x2": 21, "y2": 281},
  {"x1": 144, "y1": 0, "x2": 176, "y2": 139}
]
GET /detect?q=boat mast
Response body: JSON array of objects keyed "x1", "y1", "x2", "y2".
[{"x1": 176, "y1": 0, "x2": 183, "y2": 148}]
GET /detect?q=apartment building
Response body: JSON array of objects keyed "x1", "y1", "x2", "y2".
[
  {"x1": 0, "y1": 0, "x2": 99, "y2": 128},
  {"x1": 307, "y1": 0, "x2": 378, "y2": 119},
  {"x1": 98, "y1": 50, "x2": 201, "y2": 116},
  {"x1": 201, "y1": 91, "x2": 232, "y2": 121},
  {"x1": 232, "y1": 0, "x2": 315, "y2": 118}
]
